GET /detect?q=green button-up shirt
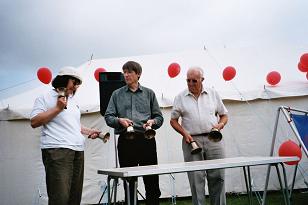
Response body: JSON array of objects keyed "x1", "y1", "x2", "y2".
[{"x1": 104, "y1": 84, "x2": 163, "y2": 134}]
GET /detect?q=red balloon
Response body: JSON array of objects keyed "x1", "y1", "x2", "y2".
[
  {"x1": 94, "y1": 67, "x2": 106, "y2": 82},
  {"x1": 300, "y1": 53, "x2": 308, "y2": 68},
  {"x1": 222, "y1": 66, "x2": 236, "y2": 81},
  {"x1": 37, "y1": 67, "x2": 52, "y2": 84},
  {"x1": 298, "y1": 62, "x2": 308, "y2": 72},
  {"x1": 278, "y1": 140, "x2": 302, "y2": 165},
  {"x1": 266, "y1": 71, "x2": 281, "y2": 85},
  {"x1": 168, "y1": 63, "x2": 181, "y2": 78}
]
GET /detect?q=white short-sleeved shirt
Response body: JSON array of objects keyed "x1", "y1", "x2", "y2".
[
  {"x1": 30, "y1": 89, "x2": 85, "y2": 151},
  {"x1": 171, "y1": 86, "x2": 228, "y2": 135}
]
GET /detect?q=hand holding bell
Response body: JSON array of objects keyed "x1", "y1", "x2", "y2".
[
  {"x1": 208, "y1": 128, "x2": 222, "y2": 142},
  {"x1": 97, "y1": 132, "x2": 110, "y2": 143},
  {"x1": 126, "y1": 123, "x2": 135, "y2": 140},
  {"x1": 190, "y1": 140, "x2": 202, "y2": 154},
  {"x1": 56, "y1": 87, "x2": 67, "y2": 109},
  {"x1": 144, "y1": 125, "x2": 156, "y2": 139}
]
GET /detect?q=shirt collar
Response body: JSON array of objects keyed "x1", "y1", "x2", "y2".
[
  {"x1": 125, "y1": 83, "x2": 143, "y2": 92},
  {"x1": 185, "y1": 86, "x2": 208, "y2": 96},
  {"x1": 51, "y1": 89, "x2": 58, "y2": 97}
]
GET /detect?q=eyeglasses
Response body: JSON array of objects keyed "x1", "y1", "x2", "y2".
[{"x1": 186, "y1": 79, "x2": 198, "y2": 83}]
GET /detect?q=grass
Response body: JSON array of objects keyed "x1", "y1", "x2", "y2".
[
  {"x1": 138, "y1": 190, "x2": 308, "y2": 205},
  {"x1": 97, "y1": 190, "x2": 308, "y2": 204}
]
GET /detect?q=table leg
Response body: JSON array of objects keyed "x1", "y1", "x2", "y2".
[
  {"x1": 261, "y1": 165, "x2": 271, "y2": 205},
  {"x1": 243, "y1": 166, "x2": 253, "y2": 205},
  {"x1": 289, "y1": 164, "x2": 298, "y2": 199},
  {"x1": 279, "y1": 163, "x2": 291, "y2": 205},
  {"x1": 113, "y1": 178, "x2": 118, "y2": 205},
  {"x1": 124, "y1": 179, "x2": 131, "y2": 205},
  {"x1": 107, "y1": 176, "x2": 111, "y2": 205},
  {"x1": 133, "y1": 179, "x2": 138, "y2": 205}
]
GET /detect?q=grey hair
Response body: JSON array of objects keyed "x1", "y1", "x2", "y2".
[{"x1": 187, "y1": 66, "x2": 204, "y2": 78}]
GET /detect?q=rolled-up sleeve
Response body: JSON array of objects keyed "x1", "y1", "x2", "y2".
[
  {"x1": 30, "y1": 95, "x2": 46, "y2": 119},
  {"x1": 214, "y1": 90, "x2": 228, "y2": 115},
  {"x1": 170, "y1": 95, "x2": 181, "y2": 120}
]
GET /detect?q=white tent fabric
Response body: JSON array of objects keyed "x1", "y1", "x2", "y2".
[
  {"x1": 1, "y1": 48, "x2": 308, "y2": 204},
  {"x1": 1, "y1": 47, "x2": 308, "y2": 120}
]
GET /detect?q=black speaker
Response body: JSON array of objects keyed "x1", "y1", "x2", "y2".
[{"x1": 99, "y1": 72, "x2": 126, "y2": 116}]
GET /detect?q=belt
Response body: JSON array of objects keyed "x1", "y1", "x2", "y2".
[
  {"x1": 191, "y1": 133, "x2": 209, "y2": 137},
  {"x1": 119, "y1": 132, "x2": 144, "y2": 139}
]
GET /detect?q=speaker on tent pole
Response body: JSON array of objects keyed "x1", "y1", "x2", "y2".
[{"x1": 99, "y1": 72, "x2": 126, "y2": 116}]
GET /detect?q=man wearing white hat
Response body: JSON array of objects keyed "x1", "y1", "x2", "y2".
[{"x1": 30, "y1": 66, "x2": 101, "y2": 205}]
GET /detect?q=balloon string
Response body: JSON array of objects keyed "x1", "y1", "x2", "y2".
[
  {"x1": 204, "y1": 47, "x2": 275, "y2": 156},
  {"x1": 204, "y1": 46, "x2": 278, "y2": 133},
  {"x1": 203, "y1": 45, "x2": 223, "y2": 68},
  {"x1": 204, "y1": 47, "x2": 246, "y2": 157}
]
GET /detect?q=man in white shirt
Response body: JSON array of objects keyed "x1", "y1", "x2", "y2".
[{"x1": 170, "y1": 67, "x2": 228, "y2": 205}]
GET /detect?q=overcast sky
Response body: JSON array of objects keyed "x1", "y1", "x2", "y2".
[{"x1": 0, "y1": 0, "x2": 307, "y2": 97}]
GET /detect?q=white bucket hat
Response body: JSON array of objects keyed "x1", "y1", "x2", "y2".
[{"x1": 58, "y1": 66, "x2": 83, "y2": 84}]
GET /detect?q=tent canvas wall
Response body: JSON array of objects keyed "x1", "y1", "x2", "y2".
[{"x1": 1, "y1": 48, "x2": 308, "y2": 204}]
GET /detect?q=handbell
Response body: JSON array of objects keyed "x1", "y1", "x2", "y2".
[
  {"x1": 208, "y1": 128, "x2": 222, "y2": 142},
  {"x1": 57, "y1": 87, "x2": 66, "y2": 98},
  {"x1": 97, "y1": 132, "x2": 110, "y2": 143},
  {"x1": 144, "y1": 126, "x2": 156, "y2": 139},
  {"x1": 56, "y1": 87, "x2": 67, "y2": 109},
  {"x1": 190, "y1": 140, "x2": 202, "y2": 154},
  {"x1": 126, "y1": 125, "x2": 135, "y2": 139}
]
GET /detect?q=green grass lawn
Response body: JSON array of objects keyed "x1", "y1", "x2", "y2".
[{"x1": 138, "y1": 190, "x2": 308, "y2": 205}]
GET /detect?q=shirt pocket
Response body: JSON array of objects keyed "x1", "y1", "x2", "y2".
[
  {"x1": 134, "y1": 94, "x2": 151, "y2": 114},
  {"x1": 135, "y1": 100, "x2": 150, "y2": 114}
]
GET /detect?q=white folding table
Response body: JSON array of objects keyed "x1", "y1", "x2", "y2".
[{"x1": 97, "y1": 156, "x2": 298, "y2": 205}]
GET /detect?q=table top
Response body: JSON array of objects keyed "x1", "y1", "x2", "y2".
[{"x1": 97, "y1": 156, "x2": 298, "y2": 177}]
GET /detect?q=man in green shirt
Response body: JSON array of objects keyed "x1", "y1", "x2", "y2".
[{"x1": 105, "y1": 61, "x2": 164, "y2": 205}]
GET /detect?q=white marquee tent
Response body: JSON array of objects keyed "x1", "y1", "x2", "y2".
[{"x1": 1, "y1": 46, "x2": 308, "y2": 204}]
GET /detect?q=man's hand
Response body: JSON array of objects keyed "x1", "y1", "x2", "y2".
[
  {"x1": 87, "y1": 128, "x2": 100, "y2": 139},
  {"x1": 213, "y1": 122, "x2": 225, "y2": 131},
  {"x1": 118, "y1": 118, "x2": 133, "y2": 128},
  {"x1": 184, "y1": 134, "x2": 194, "y2": 144},
  {"x1": 143, "y1": 119, "x2": 155, "y2": 129}
]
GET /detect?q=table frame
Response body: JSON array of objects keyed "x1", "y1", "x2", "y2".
[{"x1": 97, "y1": 156, "x2": 298, "y2": 205}]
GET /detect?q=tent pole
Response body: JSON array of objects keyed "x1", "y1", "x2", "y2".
[
  {"x1": 262, "y1": 106, "x2": 282, "y2": 205},
  {"x1": 269, "y1": 106, "x2": 282, "y2": 156},
  {"x1": 113, "y1": 129, "x2": 118, "y2": 168}
]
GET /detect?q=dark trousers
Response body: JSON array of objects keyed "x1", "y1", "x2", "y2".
[
  {"x1": 42, "y1": 148, "x2": 84, "y2": 205},
  {"x1": 118, "y1": 134, "x2": 161, "y2": 205}
]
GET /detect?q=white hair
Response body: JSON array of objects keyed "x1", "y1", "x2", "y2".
[{"x1": 187, "y1": 66, "x2": 204, "y2": 78}]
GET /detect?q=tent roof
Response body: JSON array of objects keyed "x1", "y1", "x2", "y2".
[{"x1": 1, "y1": 47, "x2": 308, "y2": 120}]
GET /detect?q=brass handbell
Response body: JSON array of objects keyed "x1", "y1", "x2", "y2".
[
  {"x1": 190, "y1": 140, "x2": 202, "y2": 154},
  {"x1": 125, "y1": 125, "x2": 135, "y2": 139},
  {"x1": 97, "y1": 132, "x2": 110, "y2": 143},
  {"x1": 56, "y1": 87, "x2": 67, "y2": 109},
  {"x1": 144, "y1": 126, "x2": 156, "y2": 139},
  {"x1": 208, "y1": 128, "x2": 222, "y2": 142}
]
